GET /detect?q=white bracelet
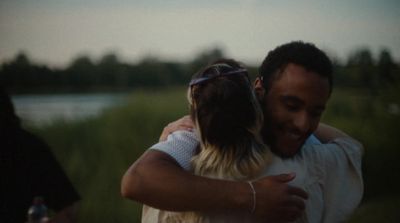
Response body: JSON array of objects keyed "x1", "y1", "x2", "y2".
[{"x1": 247, "y1": 181, "x2": 256, "y2": 214}]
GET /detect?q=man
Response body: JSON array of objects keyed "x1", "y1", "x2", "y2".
[
  {"x1": 0, "y1": 87, "x2": 81, "y2": 223},
  {"x1": 121, "y1": 41, "x2": 363, "y2": 222}
]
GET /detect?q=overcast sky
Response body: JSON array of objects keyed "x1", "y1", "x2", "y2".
[{"x1": 0, "y1": 0, "x2": 399, "y2": 67}]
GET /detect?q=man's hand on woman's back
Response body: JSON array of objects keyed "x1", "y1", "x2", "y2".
[{"x1": 252, "y1": 173, "x2": 308, "y2": 222}]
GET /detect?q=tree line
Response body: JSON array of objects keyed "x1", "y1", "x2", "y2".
[{"x1": 0, "y1": 47, "x2": 398, "y2": 93}]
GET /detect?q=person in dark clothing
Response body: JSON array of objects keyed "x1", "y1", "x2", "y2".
[{"x1": 0, "y1": 87, "x2": 80, "y2": 223}]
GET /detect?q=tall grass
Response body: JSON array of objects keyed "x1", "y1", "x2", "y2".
[
  {"x1": 30, "y1": 87, "x2": 188, "y2": 223},
  {"x1": 29, "y1": 85, "x2": 399, "y2": 222}
]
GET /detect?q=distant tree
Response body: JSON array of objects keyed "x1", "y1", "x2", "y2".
[
  {"x1": 14, "y1": 52, "x2": 31, "y2": 67},
  {"x1": 346, "y1": 48, "x2": 377, "y2": 91},
  {"x1": 1, "y1": 52, "x2": 32, "y2": 87},
  {"x1": 65, "y1": 55, "x2": 96, "y2": 89},
  {"x1": 330, "y1": 59, "x2": 349, "y2": 87},
  {"x1": 132, "y1": 57, "x2": 172, "y2": 87},
  {"x1": 96, "y1": 53, "x2": 121, "y2": 86},
  {"x1": 5, "y1": 46, "x2": 396, "y2": 93},
  {"x1": 0, "y1": 52, "x2": 55, "y2": 92},
  {"x1": 377, "y1": 49, "x2": 398, "y2": 85},
  {"x1": 163, "y1": 61, "x2": 189, "y2": 85}
]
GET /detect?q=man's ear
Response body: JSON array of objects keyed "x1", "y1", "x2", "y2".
[{"x1": 254, "y1": 77, "x2": 266, "y2": 100}]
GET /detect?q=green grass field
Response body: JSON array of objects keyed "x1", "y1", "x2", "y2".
[{"x1": 29, "y1": 86, "x2": 400, "y2": 222}]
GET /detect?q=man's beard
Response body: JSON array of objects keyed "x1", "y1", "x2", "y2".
[
  {"x1": 259, "y1": 102, "x2": 305, "y2": 158},
  {"x1": 261, "y1": 122, "x2": 305, "y2": 158}
]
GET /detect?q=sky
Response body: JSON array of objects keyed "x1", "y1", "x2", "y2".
[{"x1": 0, "y1": 0, "x2": 399, "y2": 67}]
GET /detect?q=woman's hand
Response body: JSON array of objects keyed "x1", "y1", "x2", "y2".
[{"x1": 159, "y1": 115, "x2": 194, "y2": 141}]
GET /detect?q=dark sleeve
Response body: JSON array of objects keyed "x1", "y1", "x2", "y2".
[{"x1": 25, "y1": 131, "x2": 81, "y2": 212}]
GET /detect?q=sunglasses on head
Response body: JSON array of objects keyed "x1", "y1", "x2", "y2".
[{"x1": 189, "y1": 63, "x2": 249, "y2": 87}]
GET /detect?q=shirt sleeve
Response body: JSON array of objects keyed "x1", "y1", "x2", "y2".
[
  {"x1": 305, "y1": 134, "x2": 322, "y2": 145},
  {"x1": 150, "y1": 130, "x2": 199, "y2": 170},
  {"x1": 313, "y1": 137, "x2": 364, "y2": 223}
]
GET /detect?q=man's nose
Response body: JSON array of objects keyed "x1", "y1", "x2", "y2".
[{"x1": 293, "y1": 112, "x2": 310, "y2": 134}]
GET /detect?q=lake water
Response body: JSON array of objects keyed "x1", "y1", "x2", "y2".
[{"x1": 11, "y1": 93, "x2": 128, "y2": 126}]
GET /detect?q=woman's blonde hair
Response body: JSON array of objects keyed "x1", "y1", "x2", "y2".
[{"x1": 187, "y1": 59, "x2": 271, "y2": 180}]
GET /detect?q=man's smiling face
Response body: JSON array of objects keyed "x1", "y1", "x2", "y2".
[{"x1": 257, "y1": 63, "x2": 331, "y2": 157}]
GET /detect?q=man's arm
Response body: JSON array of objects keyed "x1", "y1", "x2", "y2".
[
  {"x1": 121, "y1": 150, "x2": 249, "y2": 211},
  {"x1": 121, "y1": 150, "x2": 308, "y2": 221}
]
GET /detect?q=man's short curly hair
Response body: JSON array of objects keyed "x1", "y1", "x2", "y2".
[{"x1": 259, "y1": 41, "x2": 333, "y2": 94}]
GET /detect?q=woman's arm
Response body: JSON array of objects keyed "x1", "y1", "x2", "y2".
[
  {"x1": 315, "y1": 123, "x2": 363, "y2": 154},
  {"x1": 314, "y1": 123, "x2": 350, "y2": 143}
]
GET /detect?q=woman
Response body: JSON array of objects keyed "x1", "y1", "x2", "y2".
[{"x1": 142, "y1": 59, "x2": 273, "y2": 222}]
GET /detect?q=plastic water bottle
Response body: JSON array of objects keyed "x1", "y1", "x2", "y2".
[{"x1": 27, "y1": 196, "x2": 49, "y2": 223}]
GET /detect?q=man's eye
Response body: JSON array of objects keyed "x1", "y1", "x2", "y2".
[{"x1": 286, "y1": 103, "x2": 299, "y2": 111}]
